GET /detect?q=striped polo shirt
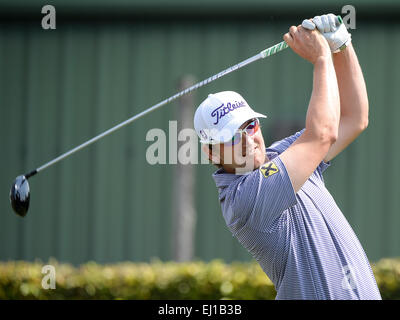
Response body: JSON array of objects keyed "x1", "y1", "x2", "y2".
[{"x1": 212, "y1": 129, "x2": 382, "y2": 300}]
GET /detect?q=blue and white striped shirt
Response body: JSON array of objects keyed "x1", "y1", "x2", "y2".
[{"x1": 212, "y1": 129, "x2": 382, "y2": 300}]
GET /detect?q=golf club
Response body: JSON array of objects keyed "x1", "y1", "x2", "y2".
[{"x1": 10, "y1": 40, "x2": 289, "y2": 217}]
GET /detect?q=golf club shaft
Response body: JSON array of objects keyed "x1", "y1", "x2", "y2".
[{"x1": 26, "y1": 40, "x2": 289, "y2": 178}]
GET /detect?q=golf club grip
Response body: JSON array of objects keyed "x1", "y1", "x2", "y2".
[
  {"x1": 260, "y1": 41, "x2": 288, "y2": 58},
  {"x1": 33, "y1": 41, "x2": 287, "y2": 174}
]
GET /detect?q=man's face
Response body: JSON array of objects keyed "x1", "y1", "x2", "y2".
[{"x1": 209, "y1": 118, "x2": 267, "y2": 174}]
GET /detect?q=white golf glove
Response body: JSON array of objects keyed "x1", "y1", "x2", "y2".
[{"x1": 302, "y1": 14, "x2": 351, "y2": 53}]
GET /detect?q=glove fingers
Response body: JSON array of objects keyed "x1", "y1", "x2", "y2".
[
  {"x1": 310, "y1": 13, "x2": 351, "y2": 53},
  {"x1": 312, "y1": 16, "x2": 324, "y2": 33},
  {"x1": 302, "y1": 19, "x2": 315, "y2": 30},
  {"x1": 327, "y1": 13, "x2": 337, "y2": 31},
  {"x1": 321, "y1": 15, "x2": 331, "y2": 33}
]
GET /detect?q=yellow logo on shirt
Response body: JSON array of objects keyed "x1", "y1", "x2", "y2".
[{"x1": 260, "y1": 162, "x2": 279, "y2": 178}]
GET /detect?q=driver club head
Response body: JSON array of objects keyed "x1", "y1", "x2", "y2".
[{"x1": 10, "y1": 175, "x2": 30, "y2": 217}]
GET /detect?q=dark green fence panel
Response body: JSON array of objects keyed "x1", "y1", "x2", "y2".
[{"x1": 1, "y1": 7, "x2": 400, "y2": 264}]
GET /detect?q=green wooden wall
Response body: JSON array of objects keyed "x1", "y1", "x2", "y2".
[{"x1": 1, "y1": 3, "x2": 399, "y2": 264}]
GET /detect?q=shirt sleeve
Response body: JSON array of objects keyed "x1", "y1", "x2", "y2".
[
  {"x1": 315, "y1": 159, "x2": 331, "y2": 181},
  {"x1": 228, "y1": 156, "x2": 297, "y2": 233}
]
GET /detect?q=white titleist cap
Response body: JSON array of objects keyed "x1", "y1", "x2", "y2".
[{"x1": 194, "y1": 91, "x2": 267, "y2": 144}]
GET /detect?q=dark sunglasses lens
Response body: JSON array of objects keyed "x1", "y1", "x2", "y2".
[{"x1": 246, "y1": 120, "x2": 258, "y2": 135}]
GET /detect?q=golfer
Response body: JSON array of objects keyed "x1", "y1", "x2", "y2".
[{"x1": 193, "y1": 14, "x2": 381, "y2": 300}]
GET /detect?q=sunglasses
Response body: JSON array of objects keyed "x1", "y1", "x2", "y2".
[{"x1": 225, "y1": 118, "x2": 260, "y2": 146}]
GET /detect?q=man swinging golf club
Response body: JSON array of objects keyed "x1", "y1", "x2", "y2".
[{"x1": 194, "y1": 14, "x2": 381, "y2": 299}]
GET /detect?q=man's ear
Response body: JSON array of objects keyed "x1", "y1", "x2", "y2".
[{"x1": 202, "y1": 144, "x2": 221, "y2": 164}]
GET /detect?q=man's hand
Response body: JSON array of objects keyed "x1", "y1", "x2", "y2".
[
  {"x1": 283, "y1": 25, "x2": 331, "y2": 64},
  {"x1": 302, "y1": 14, "x2": 352, "y2": 53}
]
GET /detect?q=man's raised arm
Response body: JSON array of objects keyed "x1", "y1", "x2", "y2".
[
  {"x1": 323, "y1": 43, "x2": 369, "y2": 161},
  {"x1": 301, "y1": 14, "x2": 369, "y2": 162},
  {"x1": 279, "y1": 25, "x2": 340, "y2": 193}
]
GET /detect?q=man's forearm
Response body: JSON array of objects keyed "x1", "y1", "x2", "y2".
[
  {"x1": 333, "y1": 43, "x2": 369, "y2": 129},
  {"x1": 306, "y1": 55, "x2": 340, "y2": 142}
]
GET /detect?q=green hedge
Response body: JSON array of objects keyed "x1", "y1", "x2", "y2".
[{"x1": 0, "y1": 258, "x2": 399, "y2": 299}]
